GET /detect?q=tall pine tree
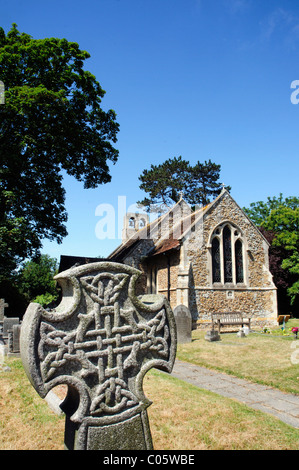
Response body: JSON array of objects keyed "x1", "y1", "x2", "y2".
[{"x1": 137, "y1": 156, "x2": 227, "y2": 211}]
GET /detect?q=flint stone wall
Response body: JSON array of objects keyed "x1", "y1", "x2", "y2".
[
  {"x1": 117, "y1": 192, "x2": 277, "y2": 327},
  {"x1": 185, "y1": 191, "x2": 277, "y2": 324}
]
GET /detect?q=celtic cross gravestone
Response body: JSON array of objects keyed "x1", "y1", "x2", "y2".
[{"x1": 20, "y1": 262, "x2": 177, "y2": 450}]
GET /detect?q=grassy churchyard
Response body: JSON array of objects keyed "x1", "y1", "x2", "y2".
[
  {"x1": 177, "y1": 319, "x2": 299, "y2": 395},
  {"x1": 0, "y1": 320, "x2": 299, "y2": 450}
]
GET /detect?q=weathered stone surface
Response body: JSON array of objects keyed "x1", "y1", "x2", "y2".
[
  {"x1": 8, "y1": 324, "x2": 21, "y2": 354},
  {"x1": 3, "y1": 317, "x2": 19, "y2": 339},
  {"x1": 20, "y1": 262, "x2": 177, "y2": 450},
  {"x1": 0, "y1": 299, "x2": 8, "y2": 323},
  {"x1": 185, "y1": 191, "x2": 277, "y2": 324},
  {"x1": 173, "y1": 304, "x2": 192, "y2": 343},
  {"x1": 204, "y1": 329, "x2": 221, "y2": 342},
  {"x1": 109, "y1": 191, "x2": 277, "y2": 330}
]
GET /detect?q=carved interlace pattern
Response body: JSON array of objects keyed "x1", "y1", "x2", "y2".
[{"x1": 38, "y1": 272, "x2": 170, "y2": 417}]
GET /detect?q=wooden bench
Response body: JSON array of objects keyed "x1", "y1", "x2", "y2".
[{"x1": 211, "y1": 312, "x2": 251, "y2": 334}]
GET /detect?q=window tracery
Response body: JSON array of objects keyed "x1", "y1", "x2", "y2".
[{"x1": 210, "y1": 223, "x2": 245, "y2": 286}]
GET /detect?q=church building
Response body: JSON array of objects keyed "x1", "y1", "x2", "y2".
[{"x1": 108, "y1": 188, "x2": 278, "y2": 328}]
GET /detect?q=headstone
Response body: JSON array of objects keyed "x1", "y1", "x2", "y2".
[
  {"x1": 205, "y1": 329, "x2": 221, "y2": 342},
  {"x1": 0, "y1": 299, "x2": 8, "y2": 323},
  {"x1": 20, "y1": 262, "x2": 177, "y2": 450},
  {"x1": 3, "y1": 318, "x2": 19, "y2": 339},
  {"x1": 8, "y1": 324, "x2": 21, "y2": 355},
  {"x1": 173, "y1": 304, "x2": 192, "y2": 343},
  {"x1": 7, "y1": 330, "x2": 13, "y2": 353}
]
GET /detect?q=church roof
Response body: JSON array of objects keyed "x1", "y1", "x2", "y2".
[
  {"x1": 108, "y1": 188, "x2": 269, "y2": 262},
  {"x1": 58, "y1": 255, "x2": 108, "y2": 273},
  {"x1": 108, "y1": 196, "x2": 210, "y2": 261},
  {"x1": 150, "y1": 238, "x2": 181, "y2": 256},
  {"x1": 58, "y1": 189, "x2": 269, "y2": 270}
]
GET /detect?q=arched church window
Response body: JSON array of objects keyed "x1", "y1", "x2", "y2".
[
  {"x1": 223, "y1": 226, "x2": 232, "y2": 283},
  {"x1": 235, "y1": 239, "x2": 244, "y2": 283},
  {"x1": 212, "y1": 238, "x2": 221, "y2": 283},
  {"x1": 210, "y1": 223, "x2": 246, "y2": 286},
  {"x1": 129, "y1": 217, "x2": 135, "y2": 227}
]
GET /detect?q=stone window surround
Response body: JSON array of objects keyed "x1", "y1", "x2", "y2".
[
  {"x1": 147, "y1": 266, "x2": 158, "y2": 294},
  {"x1": 207, "y1": 220, "x2": 249, "y2": 288}
]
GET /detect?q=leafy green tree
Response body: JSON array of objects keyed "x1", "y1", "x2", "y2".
[
  {"x1": 17, "y1": 254, "x2": 59, "y2": 304},
  {"x1": 0, "y1": 24, "x2": 119, "y2": 277},
  {"x1": 244, "y1": 195, "x2": 299, "y2": 306},
  {"x1": 32, "y1": 292, "x2": 58, "y2": 308},
  {"x1": 258, "y1": 226, "x2": 297, "y2": 315},
  {"x1": 243, "y1": 194, "x2": 292, "y2": 227},
  {"x1": 266, "y1": 202, "x2": 299, "y2": 304},
  {"x1": 138, "y1": 156, "x2": 226, "y2": 211},
  {"x1": 0, "y1": 191, "x2": 40, "y2": 280}
]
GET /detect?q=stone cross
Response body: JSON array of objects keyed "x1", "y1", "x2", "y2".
[
  {"x1": 20, "y1": 262, "x2": 177, "y2": 450},
  {"x1": 0, "y1": 299, "x2": 8, "y2": 323}
]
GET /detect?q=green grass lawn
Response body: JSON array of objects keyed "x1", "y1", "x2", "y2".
[
  {"x1": 145, "y1": 370, "x2": 299, "y2": 450},
  {"x1": 1, "y1": 358, "x2": 299, "y2": 450},
  {"x1": 1, "y1": 319, "x2": 299, "y2": 450},
  {"x1": 0, "y1": 359, "x2": 65, "y2": 450},
  {"x1": 177, "y1": 320, "x2": 299, "y2": 395}
]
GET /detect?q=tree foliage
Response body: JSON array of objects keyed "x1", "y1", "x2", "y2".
[
  {"x1": 0, "y1": 24, "x2": 119, "y2": 277},
  {"x1": 266, "y1": 201, "x2": 299, "y2": 304},
  {"x1": 137, "y1": 156, "x2": 227, "y2": 211},
  {"x1": 243, "y1": 194, "x2": 298, "y2": 227},
  {"x1": 258, "y1": 227, "x2": 290, "y2": 291},
  {"x1": 244, "y1": 195, "x2": 299, "y2": 305},
  {"x1": 17, "y1": 254, "x2": 58, "y2": 303}
]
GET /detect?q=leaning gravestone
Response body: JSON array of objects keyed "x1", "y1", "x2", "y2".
[
  {"x1": 20, "y1": 262, "x2": 177, "y2": 450},
  {"x1": 173, "y1": 304, "x2": 192, "y2": 343},
  {"x1": 3, "y1": 317, "x2": 19, "y2": 339},
  {"x1": 8, "y1": 324, "x2": 21, "y2": 355}
]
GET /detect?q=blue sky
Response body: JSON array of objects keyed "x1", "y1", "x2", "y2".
[{"x1": 1, "y1": 0, "x2": 299, "y2": 260}]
